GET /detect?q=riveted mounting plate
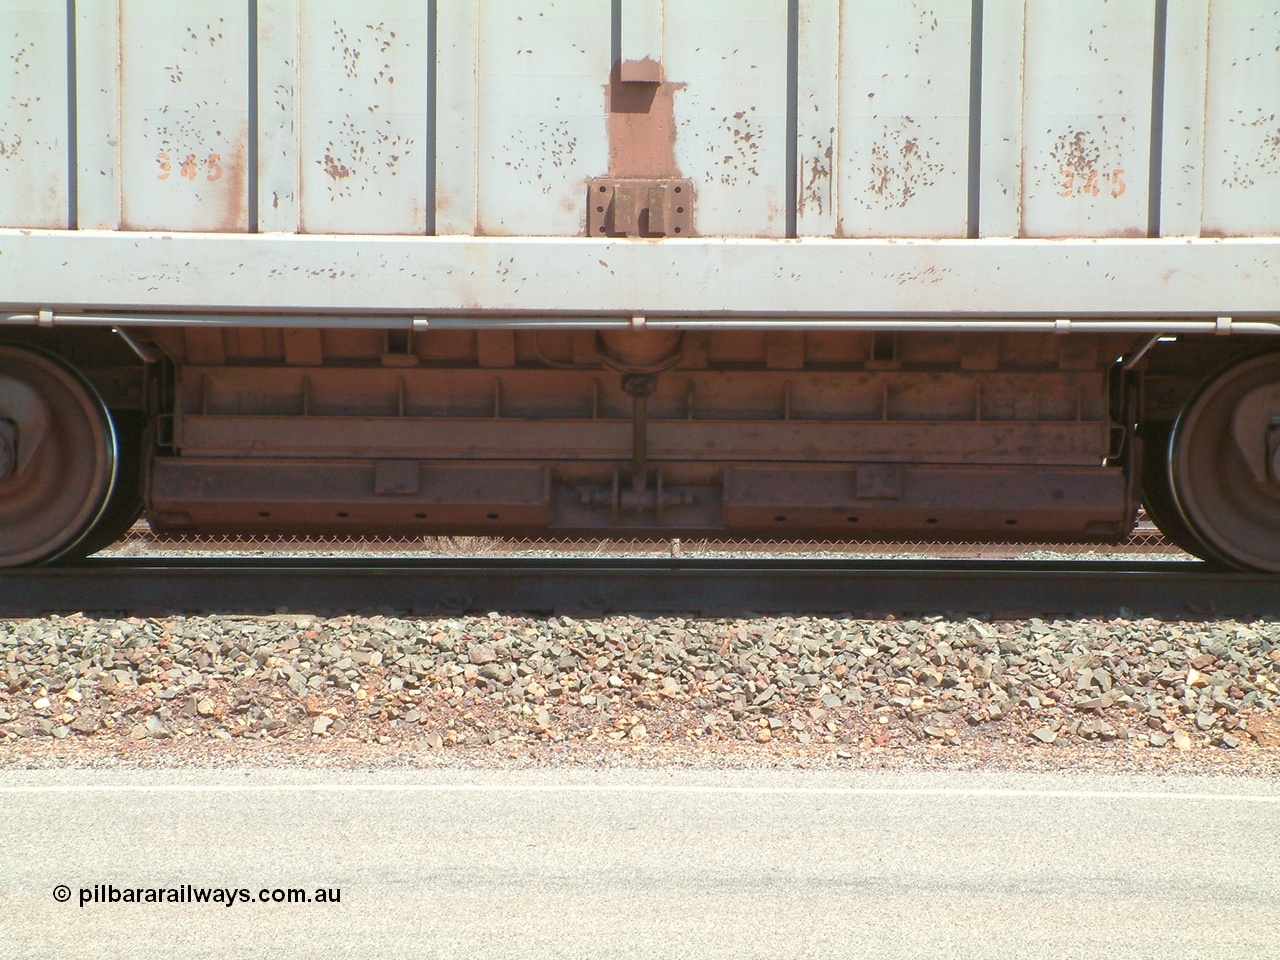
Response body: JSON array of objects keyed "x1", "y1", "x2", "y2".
[{"x1": 588, "y1": 178, "x2": 693, "y2": 238}]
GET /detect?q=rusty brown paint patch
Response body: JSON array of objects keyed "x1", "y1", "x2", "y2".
[
  {"x1": 604, "y1": 60, "x2": 685, "y2": 179},
  {"x1": 503, "y1": 120, "x2": 579, "y2": 196},
  {"x1": 3, "y1": 41, "x2": 36, "y2": 159},
  {"x1": 220, "y1": 140, "x2": 248, "y2": 232},
  {"x1": 322, "y1": 154, "x2": 352, "y2": 180},
  {"x1": 864, "y1": 122, "x2": 943, "y2": 210},
  {"x1": 1050, "y1": 129, "x2": 1101, "y2": 179},
  {"x1": 1100, "y1": 226, "x2": 1147, "y2": 239},
  {"x1": 1033, "y1": 126, "x2": 1131, "y2": 216},
  {"x1": 1223, "y1": 110, "x2": 1280, "y2": 189},
  {"x1": 313, "y1": 20, "x2": 413, "y2": 198},
  {"x1": 183, "y1": 19, "x2": 226, "y2": 48},
  {"x1": 797, "y1": 132, "x2": 834, "y2": 218},
  {"x1": 713, "y1": 108, "x2": 763, "y2": 186},
  {"x1": 886, "y1": 265, "x2": 952, "y2": 285}
]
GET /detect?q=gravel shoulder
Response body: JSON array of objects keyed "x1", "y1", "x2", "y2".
[{"x1": 2, "y1": 612, "x2": 1278, "y2": 775}]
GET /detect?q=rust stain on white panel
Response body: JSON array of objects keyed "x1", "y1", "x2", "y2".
[
  {"x1": 1199, "y1": 1, "x2": 1280, "y2": 237},
  {"x1": 797, "y1": 138, "x2": 835, "y2": 220},
  {"x1": 794, "y1": 0, "x2": 839, "y2": 236},
  {"x1": 865, "y1": 122, "x2": 947, "y2": 208},
  {"x1": 475, "y1": 1, "x2": 609, "y2": 237},
  {"x1": 605, "y1": 61, "x2": 684, "y2": 180},
  {"x1": 256, "y1": 0, "x2": 301, "y2": 233},
  {"x1": 298, "y1": 4, "x2": 430, "y2": 234},
  {"x1": 0, "y1": 1, "x2": 69, "y2": 228},
  {"x1": 119, "y1": 3, "x2": 250, "y2": 232},
  {"x1": 1019, "y1": 0, "x2": 1153, "y2": 238},
  {"x1": 838, "y1": 0, "x2": 971, "y2": 239},
  {"x1": 665, "y1": 0, "x2": 788, "y2": 238}
]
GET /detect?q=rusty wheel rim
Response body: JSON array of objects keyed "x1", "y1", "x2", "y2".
[
  {"x1": 0, "y1": 346, "x2": 118, "y2": 566},
  {"x1": 1169, "y1": 353, "x2": 1280, "y2": 572}
]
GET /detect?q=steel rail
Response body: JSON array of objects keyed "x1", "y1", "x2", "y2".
[{"x1": 1, "y1": 558, "x2": 1275, "y2": 619}]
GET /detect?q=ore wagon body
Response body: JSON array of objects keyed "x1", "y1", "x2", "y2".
[{"x1": 2, "y1": 0, "x2": 1280, "y2": 569}]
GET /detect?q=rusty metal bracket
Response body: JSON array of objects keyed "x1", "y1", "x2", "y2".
[
  {"x1": 588, "y1": 178, "x2": 692, "y2": 238},
  {"x1": 578, "y1": 467, "x2": 694, "y2": 524},
  {"x1": 621, "y1": 372, "x2": 658, "y2": 495}
]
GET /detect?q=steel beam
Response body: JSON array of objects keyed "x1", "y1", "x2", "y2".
[{"x1": 2, "y1": 232, "x2": 1279, "y2": 322}]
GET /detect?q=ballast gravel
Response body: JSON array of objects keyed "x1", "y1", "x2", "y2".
[{"x1": 1, "y1": 613, "x2": 1278, "y2": 770}]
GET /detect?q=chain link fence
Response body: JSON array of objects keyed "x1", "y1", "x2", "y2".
[{"x1": 100, "y1": 514, "x2": 1189, "y2": 561}]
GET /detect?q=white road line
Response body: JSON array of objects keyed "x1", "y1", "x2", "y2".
[{"x1": 0, "y1": 784, "x2": 1277, "y2": 802}]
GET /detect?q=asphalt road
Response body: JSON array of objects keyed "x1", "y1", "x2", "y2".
[{"x1": 1, "y1": 768, "x2": 1277, "y2": 959}]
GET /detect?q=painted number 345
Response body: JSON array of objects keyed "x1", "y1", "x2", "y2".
[
  {"x1": 1060, "y1": 168, "x2": 1125, "y2": 198},
  {"x1": 156, "y1": 152, "x2": 223, "y2": 182}
]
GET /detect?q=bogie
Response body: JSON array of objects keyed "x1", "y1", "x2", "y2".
[
  {"x1": 0, "y1": 346, "x2": 118, "y2": 566},
  {"x1": 1167, "y1": 352, "x2": 1280, "y2": 572}
]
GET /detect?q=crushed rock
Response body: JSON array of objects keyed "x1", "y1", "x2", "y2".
[{"x1": 1, "y1": 613, "x2": 1278, "y2": 769}]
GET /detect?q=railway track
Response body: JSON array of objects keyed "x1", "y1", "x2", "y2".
[{"x1": 1, "y1": 557, "x2": 1275, "y2": 620}]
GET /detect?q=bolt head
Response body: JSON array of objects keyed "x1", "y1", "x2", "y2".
[{"x1": 621, "y1": 373, "x2": 658, "y2": 399}]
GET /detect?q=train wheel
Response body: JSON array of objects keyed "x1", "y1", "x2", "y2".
[
  {"x1": 66, "y1": 410, "x2": 144, "y2": 557},
  {"x1": 1138, "y1": 421, "x2": 1230, "y2": 565},
  {"x1": 1169, "y1": 352, "x2": 1280, "y2": 572},
  {"x1": 0, "y1": 346, "x2": 118, "y2": 566}
]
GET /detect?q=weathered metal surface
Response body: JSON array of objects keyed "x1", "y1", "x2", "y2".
[
  {"x1": 123, "y1": 320, "x2": 1136, "y2": 543},
  {"x1": 147, "y1": 460, "x2": 554, "y2": 534},
  {"x1": 1199, "y1": 2, "x2": 1280, "y2": 237},
  {"x1": 588, "y1": 178, "x2": 692, "y2": 236},
  {"x1": 255, "y1": 0, "x2": 300, "y2": 233},
  {"x1": 297, "y1": 2, "x2": 431, "y2": 234},
  {"x1": 118, "y1": 2, "x2": 250, "y2": 232},
  {"x1": 167, "y1": 362, "x2": 1112, "y2": 464},
  {"x1": 173, "y1": 416, "x2": 1111, "y2": 466},
  {"x1": 474, "y1": 2, "x2": 609, "y2": 236},
  {"x1": 0, "y1": 1, "x2": 68, "y2": 228},
  {"x1": 722, "y1": 464, "x2": 1129, "y2": 540},
  {"x1": 1, "y1": 1, "x2": 1278, "y2": 245},
  {"x1": 1020, "y1": 0, "x2": 1154, "y2": 238},
  {"x1": 3, "y1": 232, "x2": 1279, "y2": 319},
  {"x1": 605, "y1": 57, "x2": 683, "y2": 181},
  {"x1": 140, "y1": 326, "x2": 1128, "y2": 372},
  {"x1": 143, "y1": 454, "x2": 1130, "y2": 540},
  {"x1": 664, "y1": 0, "x2": 789, "y2": 237},
  {"x1": 794, "y1": 0, "x2": 839, "y2": 238},
  {"x1": 835, "y1": 0, "x2": 972, "y2": 238}
]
